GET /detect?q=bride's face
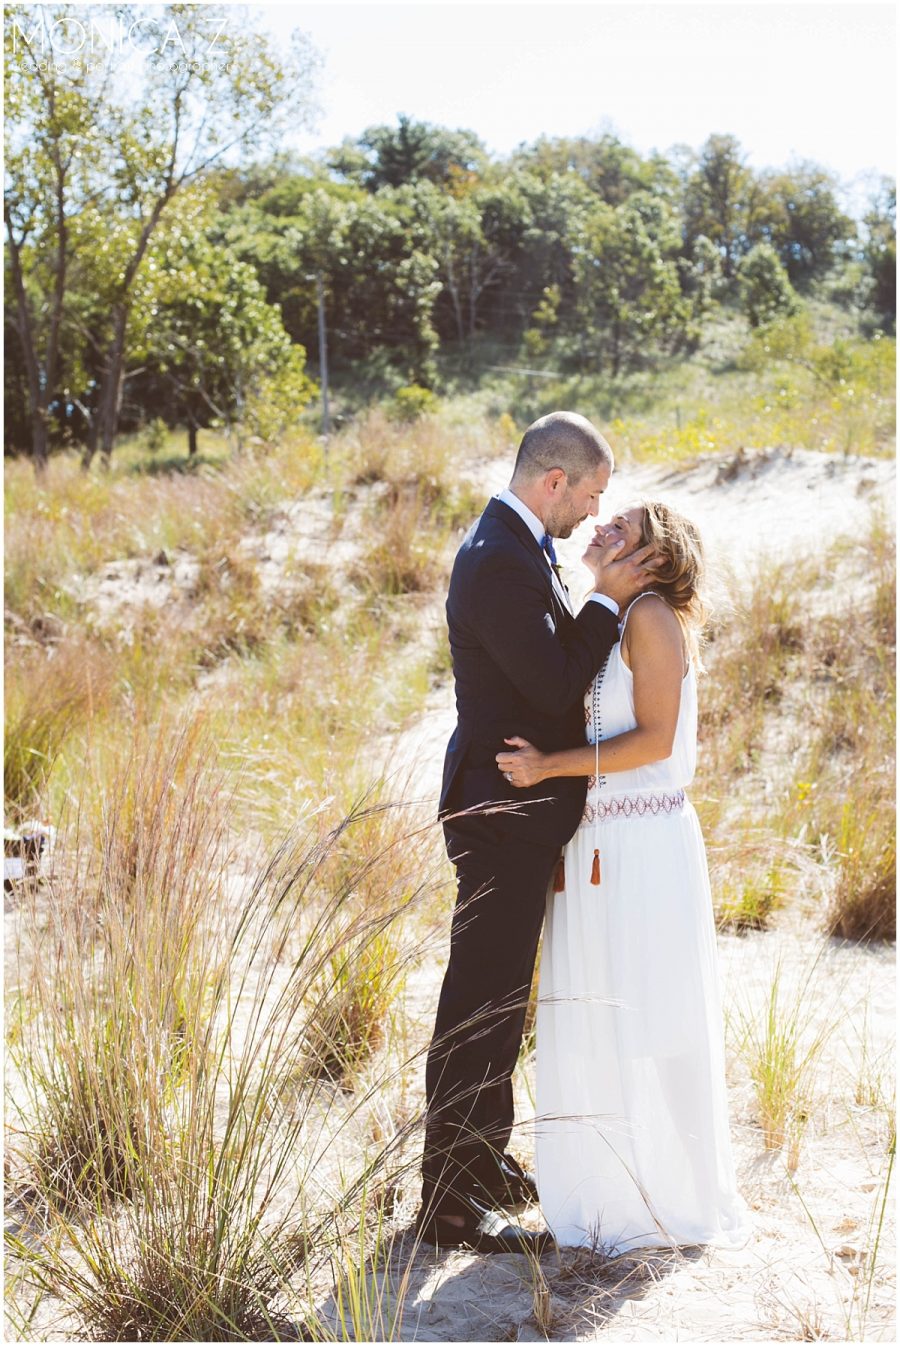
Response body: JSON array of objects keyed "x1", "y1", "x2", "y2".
[{"x1": 583, "y1": 507, "x2": 644, "y2": 563}]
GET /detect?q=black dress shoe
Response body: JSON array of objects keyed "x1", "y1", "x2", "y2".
[
  {"x1": 490, "y1": 1153, "x2": 539, "y2": 1209},
  {"x1": 416, "y1": 1199, "x2": 555, "y2": 1257}
]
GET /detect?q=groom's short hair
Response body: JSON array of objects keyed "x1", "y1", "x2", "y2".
[{"x1": 512, "y1": 411, "x2": 613, "y2": 485}]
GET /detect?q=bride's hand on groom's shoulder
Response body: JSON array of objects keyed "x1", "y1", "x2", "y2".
[{"x1": 496, "y1": 737, "x2": 546, "y2": 787}]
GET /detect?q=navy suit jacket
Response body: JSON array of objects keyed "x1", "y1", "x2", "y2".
[{"x1": 439, "y1": 497, "x2": 619, "y2": 848}]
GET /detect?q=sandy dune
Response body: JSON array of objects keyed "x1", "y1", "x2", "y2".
[{"x1": 372, "y1": 447, "x2": 895, "y2": 1344}]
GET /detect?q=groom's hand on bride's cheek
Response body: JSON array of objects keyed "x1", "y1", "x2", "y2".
[
  {"x1": 631, "y1": 543, "x2": 665, "y2": 589},
  {"x1": 606, "y1": 542, "x2": 662, "y2": 602}
]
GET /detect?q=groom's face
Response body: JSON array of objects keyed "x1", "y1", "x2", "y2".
[{"x1": 545, "y1": 463, "x2": 611, "y2": 538}]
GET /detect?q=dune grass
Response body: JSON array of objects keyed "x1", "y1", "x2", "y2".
[
  {"x1": 459, "y1": 320, "x2": 895, "y2": 463},
  {"x1": 4, "y1": 377, "x2": 895, "y2": 1340},
  {"x1": 5, "y1": 717, "x2": 446, "y2": 1340},
  {"x1": 733, "y1": 958, "x2": 833, "y2": 1172},
  {"x1": 4, "y1": 414, "x2": 459, "y2": 1336},
  {"x1": 695, "y1": 514, "x2": 895, "y2": 941}
]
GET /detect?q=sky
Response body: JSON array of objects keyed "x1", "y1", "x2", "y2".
[{"x1": 253, "y1": 0, "x2": 896, "y2": 212}]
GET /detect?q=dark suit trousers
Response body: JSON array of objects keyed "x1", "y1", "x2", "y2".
[{"x1": 420, "y1": 811, "x2": 558, "y2": 1219}]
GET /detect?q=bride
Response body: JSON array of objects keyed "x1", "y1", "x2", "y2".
[{"x1": 496, "y1": 500, "x2": 748, "y2": 1253}]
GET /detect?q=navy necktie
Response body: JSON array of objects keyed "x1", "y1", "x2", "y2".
[{"x1": 540, "y1": 532, "x2": 558, "y2": 567}]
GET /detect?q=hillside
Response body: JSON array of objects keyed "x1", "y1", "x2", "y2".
[{"x1": 4, "y1": 399, "x2": 895, "y2": 1342}]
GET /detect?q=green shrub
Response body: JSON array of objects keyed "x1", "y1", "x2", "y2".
[
  {"x1": 738, "y1": 244, "x2": 799, "y2": 328},
  {"x1": 143, "y1": 417, "x2": 169, "y2": 454},
  {"x1": 387, "y1": 384, "x2": 438, "y2": 423}
]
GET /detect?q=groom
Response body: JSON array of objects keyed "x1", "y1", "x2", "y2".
[{"x1": 417, "y1": 411, "x2": 655, "y2": 1253}]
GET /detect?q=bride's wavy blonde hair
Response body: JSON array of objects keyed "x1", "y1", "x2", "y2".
[{"x1": 634, "y1": 499, "x2": 709, "y2": 662}]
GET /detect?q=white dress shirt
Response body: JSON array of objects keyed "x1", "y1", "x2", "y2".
[{"x1": 496, "y1": 489, "x2": 619, "y2": 617}]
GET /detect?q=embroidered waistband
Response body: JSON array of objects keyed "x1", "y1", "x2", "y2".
[{"x1": 580, "y1": 788, "x2": 686, "y2": 826}]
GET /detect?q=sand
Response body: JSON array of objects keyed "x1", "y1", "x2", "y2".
[
  {"x1": 7, "y1": 446, "x2": 895, "y2": 1343},
  {"x1": 367, "y1": 446, "x2": 895, "y2": 1344}
]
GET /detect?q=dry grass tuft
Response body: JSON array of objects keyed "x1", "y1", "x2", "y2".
[
  {"x1": 734, "y1": 959, "x2": 832, "y2": 1171},
  {"x1": 4, "y1": 638, "x2": 116, "y2": 818},
  {"x1": 698, "y1": 516, "x2": 895, "y2": 942},
  {"x1": 699, "y1": 564, "x2": 812, "y2": 779},
  {"x1": 7, "y1": 768, "x2": 443, "y2": 1340},
  {"x1": 714, "y1": 859, "x2": 786, "y2": 934},
  {"x1": 5, "y1": 395, "x2": 895, "y2": 1341},
  {"x1": 351, "y1": 484, "x2": 447, "y2": 597},
  {"x1": 304, "y1": 928, "x2": 406, "y2": 1083}
]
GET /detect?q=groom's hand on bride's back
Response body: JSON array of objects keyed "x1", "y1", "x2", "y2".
[{"x1": 587, "y1": 539, "x2": 661, "y2": 608}]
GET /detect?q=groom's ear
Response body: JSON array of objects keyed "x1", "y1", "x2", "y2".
[{"x1": 545, "y1": 468, "x2": 567, "y2": 495}]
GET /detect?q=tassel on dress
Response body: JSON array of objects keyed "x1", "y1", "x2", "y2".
[
  {"x1": 553, "y1": 856, "x2": 565, "y2": 892},
  {"x1": 590, "y1": 848, "x2": 601, "y2": 886}
]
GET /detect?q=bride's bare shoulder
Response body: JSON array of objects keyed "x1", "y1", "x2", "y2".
[
  {"x1": 621, "y1": 593, "x2": 684, "y2": 666},
  {"x1": 624, "y1": 592, "x2": 678, "y2": 631}
]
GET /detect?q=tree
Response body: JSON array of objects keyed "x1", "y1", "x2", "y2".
[
  {"x1": 224, "y1": 181, "x2": 443, "y2": 385},
  {"x1": 4, "y1": 6, "x2": 106, "y2": 467},
  {"x1": 754, "y1": 163, "x2": 853, "y2": 287},
  {"x1": 737, "y1": 243, "x2": 798, "y2": 327},
  {"x1": 137, "y1": 228, "x2": 315, "y2": 453},
  {"x1": 862, "y1": 180, "x2": 896, "y2": 330},
  {"x1": 677, "y1": 234, "x2": 723, "y2": 327},
  {"x1": 572, "y1": 193, "x2": 692, "y2": 374},
  {"x1": 406, "y1": 178, "x2": 531, "y2": 345},
  {"x1": 502, "y1": 170, "x2": 596, "y2": 334},
  {"x1": 405, "y1": 184, "x2": 482, "y2": 344},
  {"x1": 328, "y1": 115, "x2": 488, "y2": 191},
  {"x1": 512, "y1": 133, "x2": 676, "y2": 207},
  {"x1": 683, "y1": 134, "x2": 758, "y2": 280},
  {"x1": 4, "y1": 3, "x2": 320, "y2": 469}
]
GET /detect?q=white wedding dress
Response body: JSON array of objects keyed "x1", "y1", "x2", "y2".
[{"x1": 535, "y1": 594, "x2": 748, "y2": 1253}]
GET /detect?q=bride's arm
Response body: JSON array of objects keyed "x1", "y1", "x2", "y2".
[{"x1": 496, "y1": 598, "x2": 685, "y2": 786}]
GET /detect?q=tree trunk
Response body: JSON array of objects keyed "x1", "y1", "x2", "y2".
[
  {"x1": 94, "y1": 196, "x2": 173, "y2": 465},
  {"x1": 96, "y1": 305, "x2": 129, "y2": 465},
  {"x1": 188, "y1": 418, "x2": 198, "y2": 456},
  {"x1": 611, "y1": 317, "x2": 621, "y2": 377},
  {"x1": 79, "y1": 408, "x2": 99, "y2": 470},
  {"x1": 444, "y1": 249, "x2": 465, "y2": 344},
  {"x1": 5, "y1": 221, "x2": 48, "y2": 472},
  {"x1": 29, "y1": 411, "x2": 49, "y2": 472}
]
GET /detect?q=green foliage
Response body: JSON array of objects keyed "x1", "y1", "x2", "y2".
[
  {"x1": 572, "y1": 193, "x2": 694, "y2": 372},
  {"x1": 523, "y1": 284, "x2": 561, "y2": 358},
  {"x1": 513, "y1": 132, "x2": 677, "y2": 205},
  {"x1": 862, "y1": 180, "x2": 897, "y2": 331},
  {"x1": 137, "y1": 222, "x2": 317, "y2": 448},
  {"x1": 737, "y1": 243, "x2": 799, "y2": 327},
  {"x1": 683, "y1": 133, "x2": 755, "y2": 279},
  {"x1": 4, "y1": 35, "x2": 893, "y2": 463},
  {"x1": 329, "y1": 113, "x2": 488, "y2": 191},
  {"x1": 242, "y1": 347, "x2": 318, "y2": 445},
  {"x1": 756, "y1": 163, "x2": 854, "y2": 286},
  {"x1": 142, "y1": 418, "x2": 169, "y2": 455},
  {"x1": 4, "y1": 2, "x2": 320, "y2": 464},
  {"x1": 387, "y1": 384, "x2": 439, "y2": 422},
  {"x1": 737, "y1": 316, "x2": 896, "y2": 451}
]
